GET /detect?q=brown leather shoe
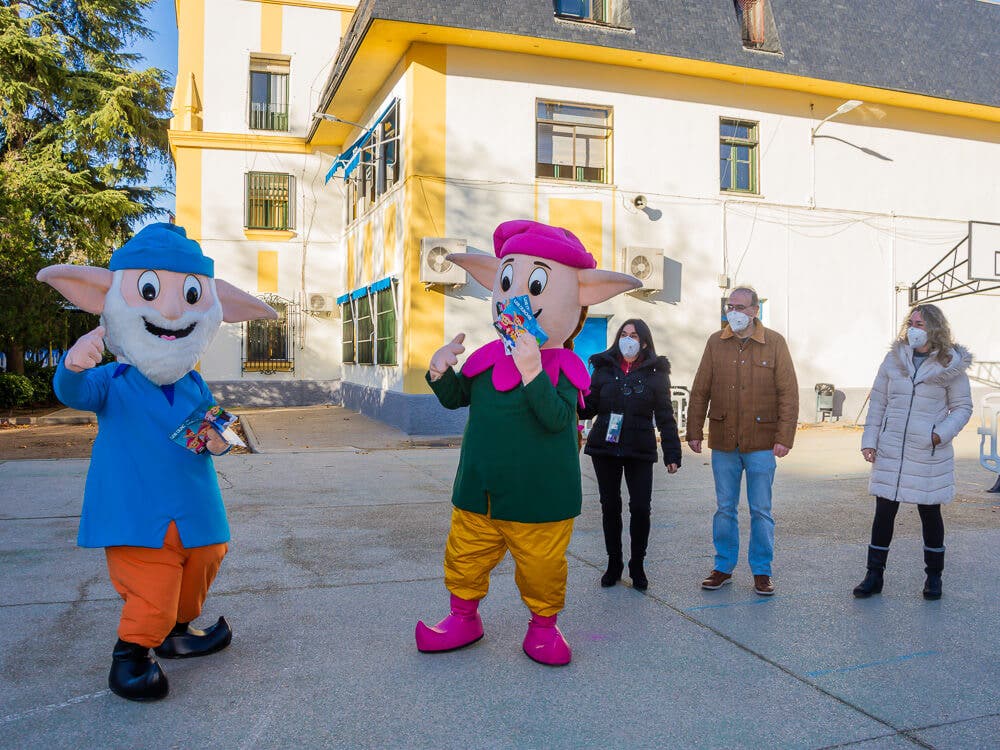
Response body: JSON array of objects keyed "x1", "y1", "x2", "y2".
[
  {"x1": 754, "y1": 575, "x2": 775, "y2": 596},
  {"x1": 701, "y1": 570, "x2": 733, "y2": 590}
]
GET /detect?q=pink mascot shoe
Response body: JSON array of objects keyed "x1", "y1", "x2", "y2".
[
  {"x1": 522, "y1": 613, "x2": 572, "y2": 666},
  {"x1": 415, "y1": 594, "x2": 484, "y2": 652}
]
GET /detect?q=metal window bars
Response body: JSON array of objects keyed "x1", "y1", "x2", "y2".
[
  {"x1": 242, "y1": 295, "x2": 296, "y2": 374},
  {"x1": 246, "y1": 172, "x2": 295, "y2": 230}
]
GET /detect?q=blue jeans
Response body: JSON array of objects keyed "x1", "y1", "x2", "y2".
[{"x1": 711, "y1": 449, "x2": 776, "y2": 576}]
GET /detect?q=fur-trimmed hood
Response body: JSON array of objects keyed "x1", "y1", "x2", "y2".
[{"x1": 890, "y1": 342, "x2": 972, "y2": 385}]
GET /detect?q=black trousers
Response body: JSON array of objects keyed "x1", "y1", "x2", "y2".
[
  {"x1": 591, "y1": 455, "x2": 654, "y2": 563},
  {"x1": 870, "y1": 496, "x2": 944, "y2": 550}
]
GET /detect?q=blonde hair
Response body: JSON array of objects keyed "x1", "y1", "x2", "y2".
[{"x1": 898, "y1": 304, "x2": 954, "y2": 364}]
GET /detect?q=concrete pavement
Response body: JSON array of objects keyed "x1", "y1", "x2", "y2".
[{"x1": 0, "y1": 418, "x2": 998, "y2": 749}]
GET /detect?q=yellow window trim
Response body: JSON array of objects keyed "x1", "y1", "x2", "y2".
[{"x1": 245, "y1": 229, "x2": 297, "y2": 241}]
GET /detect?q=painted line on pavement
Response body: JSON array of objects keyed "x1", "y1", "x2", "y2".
[
  {"x1": 0, "y1": 690, "x2": 110, "y2": 725},
  {"x1": 806, "y1": 650, "x2": 939, "y2": 678}
]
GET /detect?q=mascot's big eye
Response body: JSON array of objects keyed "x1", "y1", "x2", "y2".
[
  {"x1": 500, "y1": 264, "x2": 514, "y2": 292},
  {"x1": 137, "y1": 270, "x2": 160, "y2": 301},
  {"x1": 528, "y1": 267, "x2": 548, "y2": 296},
  {"x1": 184, "y1": 275, "x2": 202, "y2": 305}
]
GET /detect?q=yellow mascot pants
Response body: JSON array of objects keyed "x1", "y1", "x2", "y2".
[{"x1": 444, "y1": 507, "x2": 574, "y2": 617}]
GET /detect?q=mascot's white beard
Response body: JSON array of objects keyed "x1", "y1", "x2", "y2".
[{"x1": 100, "y1": 272, "x2": 224, "y2": 385}]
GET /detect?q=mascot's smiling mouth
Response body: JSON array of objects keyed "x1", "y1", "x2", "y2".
[
  {"x1": 495, "y1": 301, "x2": 543, "y2": 319},
  {"x1": 143, "y1": 318, "x2": 197, "y2": 341}
]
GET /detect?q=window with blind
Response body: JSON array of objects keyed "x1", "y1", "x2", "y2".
[
  {"x1": 341, "y1": 301, "x2": 355, "y2": 363},
  {"x1": 245, "y1": 172, "x2": 295, "y2": 230},
  {"x1": 347, "y1": 101, "x2": 401, "y2": 223},
  {"x1": 249, "y1": 54, "x2": 290, "y2": 131},
  {"x1": 719, "y1": 118, "x2": 759, "y2": 194},
  {"x1": 536, "y1": 101, "x2": 612, "y2": 184},
  {"x1": 375, "y1": 287, "x2": 397, "y2": 366},
  {"x1": 355, "y1": 294, "x2": 374, "y2": 365}
]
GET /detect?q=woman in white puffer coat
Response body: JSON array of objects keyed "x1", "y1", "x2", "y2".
[{"x1": 855, "y1": 304, "x2": 972, "y2": 601}]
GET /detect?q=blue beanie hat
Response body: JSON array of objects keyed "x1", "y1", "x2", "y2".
[{"x1": 109, "y1": 223, "x2": 214, "y2": 277}]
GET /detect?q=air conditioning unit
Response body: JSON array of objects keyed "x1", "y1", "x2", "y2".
[
  {"x1": 306, "y1": 292, "x2": 337, "y2": 317},
  {"x1": 420, "y1": 238, "x2": 467, "y2": 286},
  {"x1": 624, "y1": 246, "x2": 664, "y2": 293}
]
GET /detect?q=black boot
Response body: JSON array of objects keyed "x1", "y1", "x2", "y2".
[
  {"x1": 109, "y1": 639, "x2": 169, "y2": 702},
  {"x1": 628, "y1": 559, "x2": 648, "y2": 591},
  {"x1": 154, "y1": 616, "x2": 232, "y2": 659},
  {"x1": 600, "y1": 500, "x2": 624, "y2": 587},
  {"x1": 853, "y1": 546, "x2": 887, "y2": 598},
  {"x1": 601, "y1": 557, "x2": 624, "y2": 587},
  {"x1": 923, "y1": 548, "x2": 944, "y2": 600}
]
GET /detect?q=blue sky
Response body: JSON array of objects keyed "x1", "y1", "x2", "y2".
[{"x1": 132, "y1": 0, "x2": 178, "y2": 227}]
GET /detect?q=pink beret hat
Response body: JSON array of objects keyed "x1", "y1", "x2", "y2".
[{"x1": 492, "y1": 219, "x2": 597, "y2": 270}]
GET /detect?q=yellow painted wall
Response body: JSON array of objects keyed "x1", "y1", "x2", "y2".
[
  {"x1": 173, "y1": 0, "x2": 205, "y2": 132},
  {"x1": 257, "y1": 251, "x2": 279, "y2": 292},
  {"x1": 261, "y1": 2, "x2": 282, "y2": 53},
  {"x1": 383, "y1": 203, "x2": 396, "y2": 279},
  {"x1": 171, "y1": 1, "x2": 205, "y2": 238},
  {"x1": 402, "y1": 44, "x2": 447, "y2": 394},
  {"x1": 346, "y1": 235, "x2": 356, "y2": 290},
  {"x1": 363, "y1": 222, "x2": 373, "y2": 283},
  {"x1": 548, "y1": 198, "x2": 604, "y2": 268},
  {"x1": 174, "y1": 148, "x2": 203, "y2": 240}
]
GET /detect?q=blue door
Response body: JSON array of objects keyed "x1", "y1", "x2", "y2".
[{"x1": 574, "y1": 317, "x2": 608, "y2": 373}]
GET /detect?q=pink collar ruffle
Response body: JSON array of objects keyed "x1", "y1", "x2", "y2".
[{"x1": 462, "y1": 340, "x2": 591, "y2": 400}]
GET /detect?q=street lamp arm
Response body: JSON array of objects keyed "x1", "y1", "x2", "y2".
[{"x1": 312, "y1": 112, "x2": 367, "y2": 130}]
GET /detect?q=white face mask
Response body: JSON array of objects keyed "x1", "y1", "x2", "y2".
[
  {"x1": 907, "y1": 326, "x2": 928, "y2": 348},
  {"x1": 726, "y1": 310, "x2": 752, "y2": 332},
  {"x1": 618, "y1": 336, "x2": 641, "y2": 359}
]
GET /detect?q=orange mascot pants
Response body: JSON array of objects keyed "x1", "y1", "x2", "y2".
[
  {"x1": 104, "y1": 521, "x2": 228, "y2": 648},
  {"x1": 444, "y1": 507, "x2": 574, "y2": 617}
]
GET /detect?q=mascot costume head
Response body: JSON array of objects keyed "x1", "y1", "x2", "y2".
[
  {"x1": 37, "y1": 223, "x2": 275, "y2": 702},
  {"x1": 417, "y1": 219, "x2": 640, "y2": 666}
]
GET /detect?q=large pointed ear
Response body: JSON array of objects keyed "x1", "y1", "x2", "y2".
[
  {"x1": 447, "y1": 253, "x2": 500, "y2": 290},
  {"x1": 36, "y1": 264, "x2": 113, "y2": 314},
  {"x1": 578, "y1": 269, "x2": 642, "y2": 306},
  {"x1": 215, "y1": 279, "x2": 278, "y2": 322}
]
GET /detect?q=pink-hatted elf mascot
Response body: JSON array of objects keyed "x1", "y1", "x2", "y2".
[
  {"x1": 37, "y1": 223, "x2": 276, "y2": 701},
  {"x1": 417, "y1": 219, "x2": 641, "y2": 665}
]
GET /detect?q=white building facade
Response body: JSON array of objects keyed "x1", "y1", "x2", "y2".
[{"x1": 176, "y1": 0, "x2": 1000, "y2": 432}]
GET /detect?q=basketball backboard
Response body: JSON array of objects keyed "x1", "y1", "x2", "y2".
[{"x1": 969, "y1": 220, "x2": 1000, "y2": 281}]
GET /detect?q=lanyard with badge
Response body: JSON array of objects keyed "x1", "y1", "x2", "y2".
[{"x1": 607, "y1": 377, "x2": 644, "y2": 444}]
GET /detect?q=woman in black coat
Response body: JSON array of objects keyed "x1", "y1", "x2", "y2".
[{"x1": 578, "y1": 319, "x2": 682, "y2": 590}]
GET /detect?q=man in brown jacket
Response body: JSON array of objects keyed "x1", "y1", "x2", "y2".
[{"x1": 686, "y1": 287, "x2": 798, "y2": 596}]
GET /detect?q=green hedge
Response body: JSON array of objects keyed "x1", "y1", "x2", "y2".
[
  {"x1": 25, "y1": 366, "x2": 57, "y2": 405},
  {"x1": 0, "y1": 374, "x2": 35, "y2": 409}
]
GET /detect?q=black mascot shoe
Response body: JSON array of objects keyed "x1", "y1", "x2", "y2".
[
  {"x1": 154, "y1": 616, "x2": 232, "y2": 659},
  {"x1": 109, "y1": 639, "x2": 169, "y2": 702}
]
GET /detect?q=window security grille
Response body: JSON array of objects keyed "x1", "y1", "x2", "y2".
[
  {"x1": 242, "y1": 296, "x2": 295, "y2": 373},
  {"x1": 246, "y1": 172, "x2": 295, "y2": 230}
]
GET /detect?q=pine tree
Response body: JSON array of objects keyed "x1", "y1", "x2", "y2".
[{"x1": 0, "y1": 0, "x2": 171, "y2": 372}]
